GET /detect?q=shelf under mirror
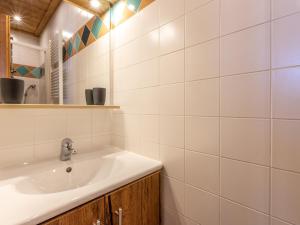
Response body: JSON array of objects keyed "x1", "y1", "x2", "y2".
[{"x1": 0, "y1": 104, "x2": 120, "y2": 109}]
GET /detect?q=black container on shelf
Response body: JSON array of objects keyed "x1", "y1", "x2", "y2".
[
  {"x1": 93, "y1": 88, "x2": 106, "y2": 105},
  {"x1": 0, "y1": 78, "x2": 24, "y2": 104},
  {"x1": 85, "y1": 89, "x2": 94, "y2": 105}
]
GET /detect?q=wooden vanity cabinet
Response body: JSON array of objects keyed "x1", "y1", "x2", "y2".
[
  {"x1": 41, "y1": 197, "x2": 105, "y2": 225},
  {"x1": 40, "y1": 172, "x2": 160, "y2": 225}
]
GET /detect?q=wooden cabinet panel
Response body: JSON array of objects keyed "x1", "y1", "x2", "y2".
[
  {"x1": 141, "y1": 173, "x2": 160, "y2": 225},
  {"x1": 105, "y1": 179, "x2": 142, "y2": 225},
  {"x1": 40, "y1": 197, "x2": 105, "y2": 225},
  {"x1": 105, "y1": 172, "x2": 160, "y2": 225}
]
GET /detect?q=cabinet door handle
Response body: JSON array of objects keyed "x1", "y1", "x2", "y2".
[
  {"x1": 114, "y1": 208, "x2": 123, "y2": 225},
  {"x1": 94, "y1": 219, "x2": 101, "y2": 225}
]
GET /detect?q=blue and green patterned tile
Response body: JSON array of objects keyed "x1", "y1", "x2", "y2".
[
  {"x1": 77, "y1": 25, "x2": 85, "y2": 39},
  {"x1": 62, "y1": 0, "x2": 155, "y2": 60},
  {"x1": 78, "y1": 40, "x2": 86, "y2": 52},
  {"x1": 91, "y1": 16, "x2": 103, "y2": 38},
  {"x1": 81, "y1": 25, "x2": 91, "y2": 46},
  {"x1": 86, "y1": 16, "x2": 95, "y2": 31},
  {"x1": 16, "y1": 66, "x2": 29, "y2": 76},
  {"x1": 73, "y1": 33, "x2": 81, "y2": 52},
  {"x1": 31, "y1": 67, "x2": 43, "y2": 78},
  {"x1": 86, "y1": 31, "x2": 96, "y2": 46},
  {"x1": 127, "y1": 0, "x2": 142, "y2": 12},
  {"x1": 67, "y1": 41, "x2": 73, "y2": 57}
]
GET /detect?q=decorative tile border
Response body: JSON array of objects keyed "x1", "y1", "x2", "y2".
[
  {"x1": 13, "y1": 64, "x2": 44, "y2": 79},
  {"x1": 63, "y1": 0, "x2": 155, "y2": 62}
]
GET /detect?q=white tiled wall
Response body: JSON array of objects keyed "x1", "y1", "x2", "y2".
[
  {"x1": 111, "y1": 0, "x2": 300, "y2": 224},
  {"x1": 0, "y1": 109, "x2": 112, "y2": 168},
  {"x1": 11, "y1": 30, "x2": 42, "y2": 67}
]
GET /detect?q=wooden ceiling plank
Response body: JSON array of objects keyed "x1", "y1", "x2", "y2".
[
  {"x1": 34, "y1": 0, "x2": 62, "y2": 36},
  {"x1": 0, "y1": 0, "x2": 49, "y2": 13}
]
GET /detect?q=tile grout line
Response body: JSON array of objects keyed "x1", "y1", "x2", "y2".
[
  {"x1": 269, "y1": 0, "x2": 273, "y2": 223},
  {"x1": 113, "y1": 130, "x2": 300, "y2": 176},
  {"x1": 218, "y1": 0, "x2": 222, "y2": 224},
  {"x1": 157, "y1": 0, "x2": 161, "y2": 163},
  {"x1": 114, "y1": 63, "x2": 300, "y2": 93},
  {"x1": 184, "y1": 181, "x2": 271, "y2": 216},
  {"x1": 183, "y1": 0, "x2": 187, "y2": 219}
]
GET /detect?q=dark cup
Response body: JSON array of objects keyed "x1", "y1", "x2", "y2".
[
  {"x1": 93, "y1": 88, "x2": 106, "y2": 105},
  {"x1": 0, "y1": 78, "x2": 24, "y2": 104},
  {"x1": 85, "y1": 89, "x2": 94, "y2": 105}
]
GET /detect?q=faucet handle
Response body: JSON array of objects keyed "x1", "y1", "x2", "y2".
[
  {"x1": 62, "y1": 138, "x2": 75, "y2": 152},
  {"x1": 71, "y1": 147, "x2": 77, "y2": 154},
  {"x1": 66, "y1": 141, "x2": 77, "y2": 154},
  {"x1": 60, "y1": 138, "x2": 76, "y2": 161}
]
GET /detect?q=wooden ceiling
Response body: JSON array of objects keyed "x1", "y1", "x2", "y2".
[
  {"x1": 65, "y1": 0, "x2": 117, "y2": 17},
  {"x1": 0, "y1": 0, "x2": 62, "y2": 36},
  {"x1": 0, "y1": 0, "x2": 117, "y2": 37}
]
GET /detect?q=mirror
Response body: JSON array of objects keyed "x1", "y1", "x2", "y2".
[{"x1": 0, "y1": 0, "x2": 112, "y2": 105}]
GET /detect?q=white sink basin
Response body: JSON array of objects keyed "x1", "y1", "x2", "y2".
[
  {"x1": 16, "y1": 156, "x2": 120, "y2": 194},
  {"x1": 0, "y1": 148, "x2": 162, "y2": 225}
]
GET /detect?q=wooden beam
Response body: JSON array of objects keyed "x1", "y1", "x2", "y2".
[
  {"x1": 0, "y1": 14, "x2": 10, "y2": 78},
  {"x1": 35, "y1": 0, "x2": 62, "y2": 36}
]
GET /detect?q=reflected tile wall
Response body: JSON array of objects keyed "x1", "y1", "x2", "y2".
[{"x1": 63, "y1": 0, "x2": 155, "y2": 62}]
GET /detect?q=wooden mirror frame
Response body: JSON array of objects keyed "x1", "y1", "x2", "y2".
[{"x1": 0, "y1": 14, "x2": 10, "y2": 78}]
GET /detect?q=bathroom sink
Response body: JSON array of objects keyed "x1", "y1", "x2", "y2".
[
  {"x1": 16, "y1": 156, "x2": 119, "y2": 194},
  {"x1": 0, "y1": 148, "x2": 162, "y2": 225}
]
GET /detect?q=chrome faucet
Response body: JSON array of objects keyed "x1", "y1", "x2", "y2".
[{"x1": 60, "y1": 138, "x2": 76, "y2": 161}]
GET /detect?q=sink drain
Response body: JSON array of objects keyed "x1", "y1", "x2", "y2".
[{"x1": 66, "y1": 167, "x2": 72, "y2": 173}]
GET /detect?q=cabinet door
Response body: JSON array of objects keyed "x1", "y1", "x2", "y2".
[
  {"x1": 40, "y1": 197, "x2": 105, "y2": 225},
  {"x1": 105, "y1": 172, "x2": 160, "y2": 225},
  {"x1": 141, "y1": 173, "x2": 160, "y2": 225}
]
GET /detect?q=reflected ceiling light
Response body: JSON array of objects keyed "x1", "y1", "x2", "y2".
[
  {"x1": 160, "y1": 25, "x2": 175, "y2": 42},
  {"x1": 90, "y1": 0, "x2": 101, "y2": 8},
  {"x1": 13, "y1": 15, "x2": 22, "y2": 22},
  {"x1": 112, "y1": 1, "x2": 126, "y2": 25},
  {"x1": 128, "y1": 4, "x2": 135, "y2": 12},
  {"x1": 77, "y1": 8, "x2": 93, "y2": 18},
  {"x1": 62, "y1": 30, "x2": 73, "y2": 40},
  {"x1": 103, "y1": 11, "x2": 111, "y2": 28}
]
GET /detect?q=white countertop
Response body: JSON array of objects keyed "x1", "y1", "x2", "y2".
[{"x1": 0, "y1": 148, "x2": 162, "y2": 225}]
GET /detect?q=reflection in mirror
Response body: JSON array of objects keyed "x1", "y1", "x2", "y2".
[{"x1": 0, "y1": 0, "x2": 111, "y2": 105}]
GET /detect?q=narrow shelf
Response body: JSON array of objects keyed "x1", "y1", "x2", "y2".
[{"x1": 0, "y1": 104, "x2": 120, "y2": 109}]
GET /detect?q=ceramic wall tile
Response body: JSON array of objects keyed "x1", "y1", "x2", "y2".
[
  {"x1": 185, "y1": 0, "x2": 219, "y2": 47},
  {"x1": 272, "y1": 13, "x2": 300, "y2": 69},
  {"x1": 221, "y1": 24, "x2": 270, "y2": 76},
  {"x1": 271, "y1": 169, "x2": 300, "y2": 225},
  {"x1": 220, "y1": 0, "x2": 270, "y2": 35}
]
